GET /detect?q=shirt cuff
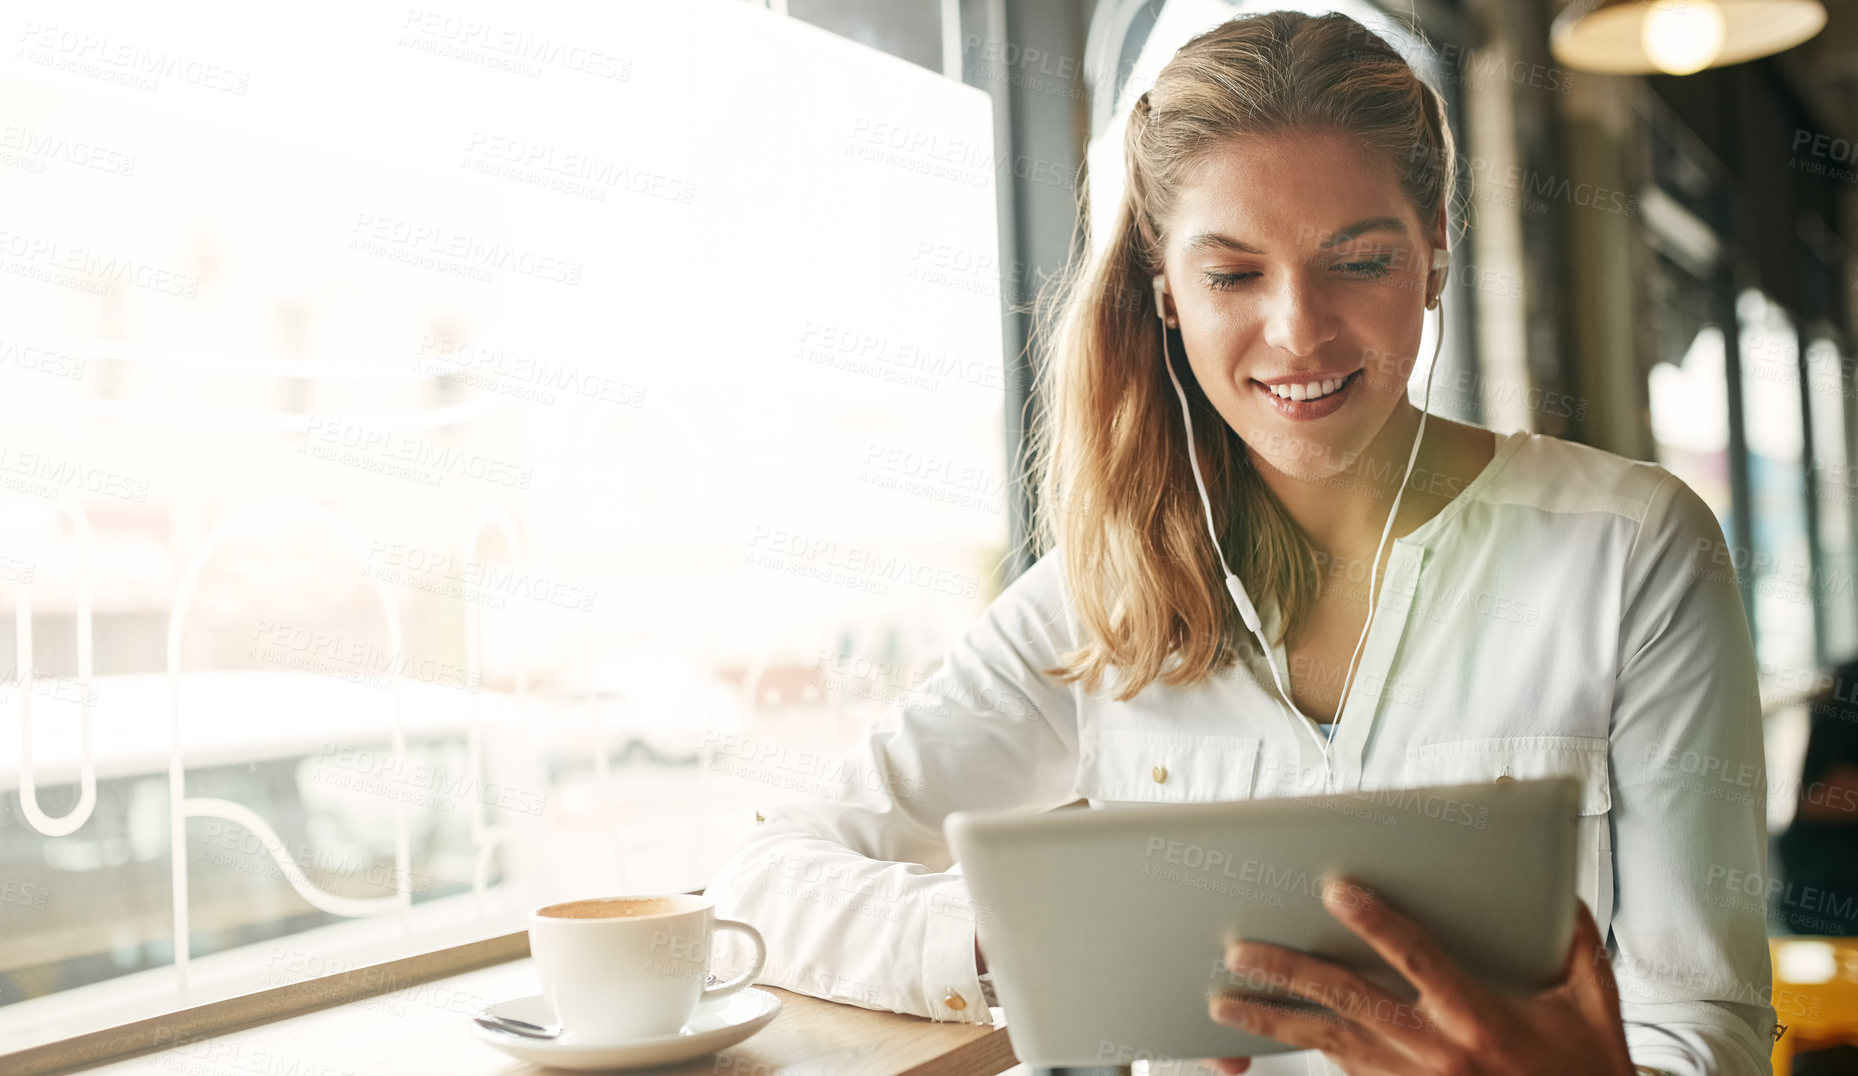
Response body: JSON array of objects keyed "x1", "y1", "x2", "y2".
[{"x1": 922, "y1": 885, "x2": 991, "y2": 1024}]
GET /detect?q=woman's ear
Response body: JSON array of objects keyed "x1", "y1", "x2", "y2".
[
  {"x1": 1427, "y1": 205, "x2": 1450, "y2": 301},
  {"x1": 1152, "y1": 274, "x2": 1178, "y2": 327}
]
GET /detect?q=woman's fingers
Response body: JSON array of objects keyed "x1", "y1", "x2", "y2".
[
  {"x1": 1210, "y1": 1058, "x2": 1249, "y2": 1074},
  {"x1": 1222, "y1": 938, "x2": 1423, "y2": 1040},
  {"x1": 1321, "y1": 879, "x2": 1483, "y2": 1032},
  {"x1": 1208, "y1": 994, "x2": 1370, "y2": 1058}
]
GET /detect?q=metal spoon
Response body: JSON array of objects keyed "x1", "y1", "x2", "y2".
[{"x1": 474, "y1": 1013, "x2": 561, "y2": 1039}]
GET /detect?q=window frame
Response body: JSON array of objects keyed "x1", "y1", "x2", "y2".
[{"x1": 0, "y1": 927, "x2": 538, "y2": 1076}]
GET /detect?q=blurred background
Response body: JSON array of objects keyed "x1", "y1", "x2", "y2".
[{"x1": 2, "y1": 0, "x2": 1856, "y2": 1068}]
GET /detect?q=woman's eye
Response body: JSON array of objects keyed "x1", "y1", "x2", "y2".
[
  {"x1": 1203, "y1": 272, "x2": 1256, "y2": 291},
  {"x1": 1203, "y1": 256, "x2": 1395, "y2": 291},
  {"x1": 1337, "y1": 256, "x2": 1393, "y2": 278}
]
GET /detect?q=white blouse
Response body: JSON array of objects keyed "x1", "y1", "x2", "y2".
[{"x1": 704, "y1": 428, "x2": 1777, "y2": 1075}]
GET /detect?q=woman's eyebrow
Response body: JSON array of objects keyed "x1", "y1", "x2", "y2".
[
  {"x1": 1319, "y1": 217, "x2": 1408, "y2": 246},
  {"x1": 1181, "y1": 217, "x2": 1409, "y2": 254}
]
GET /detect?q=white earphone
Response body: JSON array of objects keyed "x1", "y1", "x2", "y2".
[{"x1": 1152, "y1": 245, "x2": 1449, "y2": 792}]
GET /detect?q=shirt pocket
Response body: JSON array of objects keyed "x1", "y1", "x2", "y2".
[
  {"x1": 1402, "y1": 735, "x2": 1614, "y2": 937},
  {"x1": 1074, "y1": 727, "x2": 1261, "y2": 805}
]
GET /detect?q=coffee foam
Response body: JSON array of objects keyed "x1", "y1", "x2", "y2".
[{"x1": 536, "y1": 896, "x2": 695, "y2": 920}]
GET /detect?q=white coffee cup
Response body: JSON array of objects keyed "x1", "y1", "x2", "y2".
[{"x1": 529, "y1": 894, "x2": 766, "y2": 1043}]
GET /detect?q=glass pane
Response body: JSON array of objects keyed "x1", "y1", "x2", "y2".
[
  {"x1": 1805, "y1": 337, "x2": 1858, "y2": 659},
  {"x1": 1735, "y1": 288, "x2": 1817, "y2": 700},
  {"x1": 789, "y1": 0, "x2": 945, "y2": 74},
  {"x1": 0, "y1": 0, "x2": 1008, "y2": 1050},
  {"x1": 1645, "y1": 249, "x2": 1733, "y2": 531},
  {"x1": 1648, "y1": 326, "x2": 1733, "y2": 523}
]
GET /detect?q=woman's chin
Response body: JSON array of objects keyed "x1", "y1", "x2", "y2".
[
  {"x1": 1243, "y1": 453, "x2": 1343, "y2": 488},
  {"x1": 1246, "y1": 440, "x2": 1361, "y2": 485}
]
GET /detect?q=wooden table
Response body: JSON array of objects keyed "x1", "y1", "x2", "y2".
[
  {"x1": 67, "y1": 957, "x2": 1022, "y2": 1076},
  {"x1": 1770, "y1": 936, "x2": 1858, "y2": 1076}
]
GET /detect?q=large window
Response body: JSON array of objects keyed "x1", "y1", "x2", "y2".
[
  {"x1": 1632, "y1": 87, "x2": 1850, "y2": 839},
  {"x1": 1646, "y1": 316, "x2": 1733, "y2": 526},
  {"x1": 1736, "y1": 288, "x2": 1817, "y2": 687},
  {"x1": 1, "y1": 0, "x2": 1009, "y2": 1051},
  {"x1": 1804, "y1": 334, "x2": 1858, "y2": 660}
]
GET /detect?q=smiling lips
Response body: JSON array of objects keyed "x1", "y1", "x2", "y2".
[
  {"x1": 1252, "y1": 368, "x2": 1361, "y2": 419},
  {"x1": 1261, "y1": 373, "x2": 1352, "y2": 401}
]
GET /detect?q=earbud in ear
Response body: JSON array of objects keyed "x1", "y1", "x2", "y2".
[
  {"x1": 1423, "y1": 249, "x2": 1451, "y2": 310},
  {"x1": 1152, "y1": 275, "x2": 1179, "y2": 328}
]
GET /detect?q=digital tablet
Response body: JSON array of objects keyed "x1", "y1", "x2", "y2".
[{"x1": 943, "y1": 776, "x2": 1579, "y2": 1068}]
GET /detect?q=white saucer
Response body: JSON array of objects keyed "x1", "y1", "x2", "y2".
[{"x1": 469, "y1": 988, "x2": 782, "y2": 1070}]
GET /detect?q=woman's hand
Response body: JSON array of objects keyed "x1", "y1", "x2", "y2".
[{"x1": 1200, "y1": 880, "x2": 1635, "y2": 1075}]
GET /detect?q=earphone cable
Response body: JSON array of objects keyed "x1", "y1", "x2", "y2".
[{"x1": 1159, "y1": 322, "x2": 1334, "y2": 762}]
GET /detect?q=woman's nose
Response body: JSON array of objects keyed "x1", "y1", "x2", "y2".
[{"x1": 1258, "y1": 270, "x2": 1340, "y2": 357}]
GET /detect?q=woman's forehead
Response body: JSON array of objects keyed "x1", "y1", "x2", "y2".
[
  {"x1": 1168, "y1": 133, "x2": 1411, "y2": 236},
  {"x1": 1170, "y1": 196, "x2": 1416, "y2": 258}
]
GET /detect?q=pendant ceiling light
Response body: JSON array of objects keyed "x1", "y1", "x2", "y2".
[{"x1": 1550, "y1": 0, "x2": 1827, "y2": 75}]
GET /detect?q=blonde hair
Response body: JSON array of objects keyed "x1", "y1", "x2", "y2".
[{"x1": 1023, "y1": 10, "x2": 1461, "y2": 702}]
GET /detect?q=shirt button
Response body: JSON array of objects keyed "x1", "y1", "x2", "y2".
[
  {"x1": 1152, "y1": 764, "x2": 1168, "y2": 783},
  {"x1": 944, "y1": 991, "x2": 967, "y2": 1011},
  {"x1": 1495, "y1": 773, "x2": 1515, "y2": 784}
]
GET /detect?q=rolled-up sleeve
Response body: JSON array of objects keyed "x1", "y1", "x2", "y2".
[
  {"x1": 703, "y1": 554, "x2": 1081, "y2": 1024},
  {"x1": 1609, "y1": 471, "x2": 1777, "y2": 1074}
]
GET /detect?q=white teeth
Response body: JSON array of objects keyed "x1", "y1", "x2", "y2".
[{"x1": 1268, "y1": 374, "x2": 1350, "y2": 402}]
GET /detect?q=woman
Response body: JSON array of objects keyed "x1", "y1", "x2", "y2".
[{"x1": 706, "y1": 11, "x2": 1775, "y2": 1074}]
